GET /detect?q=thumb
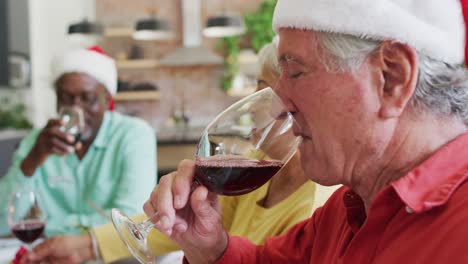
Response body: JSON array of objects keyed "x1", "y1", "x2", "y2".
[
  {"x1": 190, "y1": 186, "x2": 217, "y2": 219},
  {"x1": 75, "y1": 141, "x2": 82, "y2": 151}
]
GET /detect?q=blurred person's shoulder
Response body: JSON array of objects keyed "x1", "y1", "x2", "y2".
[
  {"x1": 106, "y1": 112, "x2": 154, "y2": 139},
  {"x1": 14, "y1": 128, "x2": 42, "y2": 152},
  {"x1": 21, "y1": 128, "x2": 41, "y2": 141}
]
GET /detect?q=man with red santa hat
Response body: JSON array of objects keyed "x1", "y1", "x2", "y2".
[
  {"x1": 1, "y1": 46, "x2": 157, "y2": 237},
  {"x1": 141, "y1": 0, "x2": 468, "y2": 263}
]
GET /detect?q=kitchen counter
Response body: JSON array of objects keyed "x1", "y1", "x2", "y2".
[
  {"x1": 0, "y1": 128, "x2": 203, "y2": 178},
  {"x1": 0, "y1": 130, "x2": 29, "y2": 178},
  {"x1": 157, "y1": 126, "x2": 203, "y2": 145},
  {"x1": 156, "y1": 126, "x2": 204, "y2": 175}
]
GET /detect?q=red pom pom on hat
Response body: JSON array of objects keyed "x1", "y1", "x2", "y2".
[
  {"x1": 87, "y1": 45, "x2": 111, "y2": 58},
  {"x1": 87, "y1": 46, "x2": 115, "y2": 111},
  {"x1": 12, "y1": 246, "x2": 28, "y2": 264},
  {"x1": 108, "y1": 97, "x2": 115, "y2": 111},
  {"x1": 84, "y1": 46, "x2": 115, "y2": 111}
]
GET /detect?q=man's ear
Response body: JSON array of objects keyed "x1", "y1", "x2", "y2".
[
  {"x1": 373, "y1": 41, "x2": 419, "y2": 118},
  {"x1": 102, "y1": 87, "x2": 111, "y2": 107}
]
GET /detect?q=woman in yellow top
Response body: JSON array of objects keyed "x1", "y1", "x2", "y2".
[{"x1": 22, "y1": 40, "x2": 316, "y2": 264}]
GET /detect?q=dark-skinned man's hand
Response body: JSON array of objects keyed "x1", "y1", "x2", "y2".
[{"x1": 20, "y1": 119, "x2": 81, "y2": 176}]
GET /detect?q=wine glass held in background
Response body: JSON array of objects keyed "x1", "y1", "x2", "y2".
[
  {"x1": 58, "y1": 106, "x2": 85, "y2": 145},
  {"x1": 8, "y1": 187, "x2": 47, "y2": 251},
  {"x1": 111, "y1": 87, "x2": 302, "y2": 263},
  {"x1": 194, "y1": 87, "x2": 301, "y2": 195}
]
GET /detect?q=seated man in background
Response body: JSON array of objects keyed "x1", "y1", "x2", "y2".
[
  {"x1": 0, "y1": 46, "x2": 157, "y2": 236},
  {"x1": 21, "y1": 41, "x2": 318, "y2": 264}
]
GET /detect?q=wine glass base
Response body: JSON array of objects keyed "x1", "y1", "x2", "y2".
[{"x1": 111, "y1": 209, "x2": 155, "y2": 264}]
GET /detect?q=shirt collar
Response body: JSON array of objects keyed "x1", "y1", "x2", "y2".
[
  {"x1": 342, "y1": 189, "x2": 366, "y2": 233},
  {"x1": 392, "y1": 132, "x2": 468, "y2": 213},
  {"x1": 91, "y1": 111, "x2": 111, "y2": 149}
]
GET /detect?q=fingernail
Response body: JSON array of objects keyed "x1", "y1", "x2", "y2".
[
  {"x1": 67, "y1": 147, "x2": 74, "y2": 153},
  {"x1": 163, "y1": 228, "x2": 173, "y2": 236},
  {"x1": 160, "y1": 216, "x2": 170, "y2": 229},
  {"x1": 174, "y1": 196, "x2": 181, "y2": 208},
  {"x1": 67, "y1": 135, "x2": 74, "y2": 142}
]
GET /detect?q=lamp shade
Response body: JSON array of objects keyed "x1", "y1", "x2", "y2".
[
  {"x1": 203, "y1": 14, "x2": 246, "y2": 38},
  {"x1": 133, "y1": 17, "x2": 173, "y2": 41},
  {"x1": 68, "y1": 19, "x2": 103, "y2": 35}
]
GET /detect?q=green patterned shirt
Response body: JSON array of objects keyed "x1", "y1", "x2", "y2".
[{"x1": 0, "y1": 112, "x2": 157, "y2": 236}]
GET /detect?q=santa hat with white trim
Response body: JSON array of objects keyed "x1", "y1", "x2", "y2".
[
  {"x1": 273, "y1": 0, "x2": 468, "y2": 65},
  {"x1": 51, "y1": 46, "x2": 117, "y2": 95}
]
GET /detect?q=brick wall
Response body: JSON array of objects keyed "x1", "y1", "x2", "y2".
[{"x1": 96, "y1": 0, "x2": 264, "y2": 129}]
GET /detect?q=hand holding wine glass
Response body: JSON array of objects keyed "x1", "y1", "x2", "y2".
[
  {"x1": 8, "y1": 187, "x2": 47, "y2": 252},
  {"x1": 111, "y1": 88, "x2": 301, "y2": 263},
  {"x1": 145, "y1": 160, "x2": 229, "y2": 264},
  {"x1": 20, "y1": 111, "x2": 82, "y2": 176}
]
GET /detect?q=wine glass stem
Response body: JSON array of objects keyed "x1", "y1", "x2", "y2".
[
  {"x1": 136, "y1": 181, "x2": 200, "y2": 235},
  {"x1": 138, "y1": 211, "x2": 160, "y2": 235}
]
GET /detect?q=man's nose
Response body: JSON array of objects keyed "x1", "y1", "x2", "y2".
[
  {"x1": 71, "y1": 96, "x2": 84, "y2": 107},
  {"x1": 274, "y1": 79, "x2": 296, "y2": 113}
]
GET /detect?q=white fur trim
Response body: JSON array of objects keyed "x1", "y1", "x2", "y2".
[
  {"x1": 273, "y1": 0, "x2": 465, "y2": 64},
  {"x1": 51, "y1": 49, "x2": 117, "y2": 95}
]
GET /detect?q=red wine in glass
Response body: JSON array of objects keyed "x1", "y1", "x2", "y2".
[
  {"x1": 9, "y1": 188, "x2": 47, "y2": 251},
  {"x1": 194, "y1": 157, "x2": 284, "y2": 196},
  {"x1": 11, "y1": 220, "x2": 45, "y2": 244}
]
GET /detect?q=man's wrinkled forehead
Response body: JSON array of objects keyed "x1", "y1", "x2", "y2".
[
  {"x1": 277, "y1": 28, "x2": 320, "y2": 66},
  {"x1": 55, "y1": 72, "x2": 105, "y2": 93}
]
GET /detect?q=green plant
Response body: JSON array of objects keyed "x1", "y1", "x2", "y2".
[
  {"x1": 218, "y1": 36, "x2": 241, "y2": 91},
  {"x1": 244, "y1": 0, "x2": 277, "y2": 53},
  {"x1": 0, "y1": 97, "x2": 32, "y2": 129},
  {"x1": 218, "y1": 0, "x2": 277, "y2": 90}
]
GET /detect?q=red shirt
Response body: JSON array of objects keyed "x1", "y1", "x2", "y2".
[{"x1": 215, "y1": 133, "x2": 468, "y2": 264}]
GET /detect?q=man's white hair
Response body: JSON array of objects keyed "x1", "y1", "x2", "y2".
[
  {"x1": 315, "y1": 32, "x2": 468, "y2": 127},
  {"x1": 257, "y1": 42, "x2": 281, "y2": 78}
]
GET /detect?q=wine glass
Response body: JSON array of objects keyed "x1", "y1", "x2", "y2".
[
  {"x1": 47, "y1": 106, "x2": 85, "y2": 188},
  {"x1": 58, "y1": 106, "x2": 85, "y2": 145},
  {"x1": 8, "y1": 187, "x2": 47, "y2": 251},
  {"x1": 111, "y1": 87, "x2": 302, "y2": 263}
]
